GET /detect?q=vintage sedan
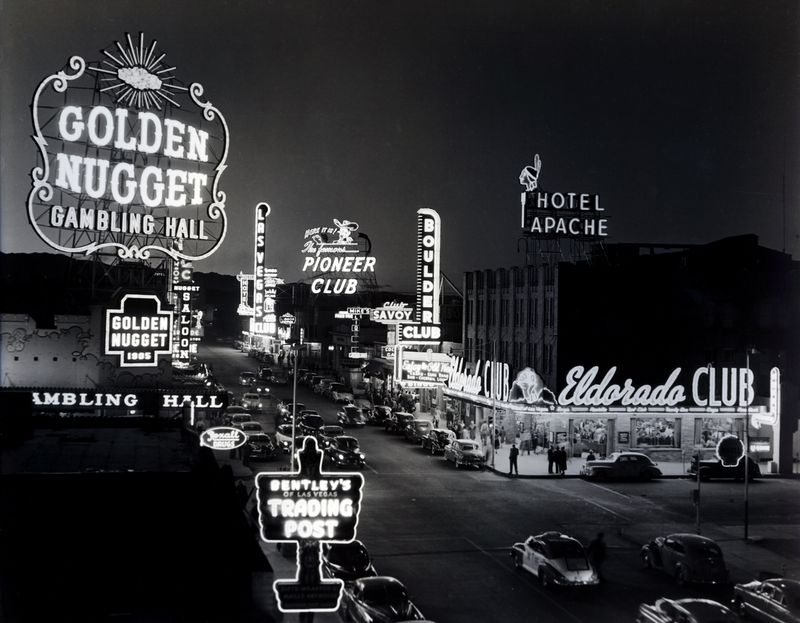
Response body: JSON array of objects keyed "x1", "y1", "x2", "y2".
[
  {"x1": 326, "y1": 436, "x2": 366, "y2": 468},
  {"x1": 421, "y1": 428, "x2": 456, "y2": 455},
  {"x1": 733, "y1": 578, "x2": 800, "y2": 622},
  {"x1": 370, "y1": 405, "x2": 393, "y2": 425},
  {"x1": 386, "y1": 412, "x2": 415, "y2": 435},
  {"x1": 339, "y1": 576, "x2": 425, "y2": 623},
  {"x1": 637, "y1": 598, "x2": 740, "y2": 623},
  {"x1": 319, "y1": 425, "x2": 345, "y2": 448},
  {"x1": 298, "y1": 412, "x2": 325, "y2": 437},
  {"x1": 443, "y1": 439, "x2": 485, "y2": 470},
  {"x1": 404, "y1": 419, "x2": 432, "y2": 444},
  {"x1": 641, "y1": 533, "x2": 729, "y2": 585},
  {"x1": 511, "y1": 531, "x2": 599, "y2": 587},
  {"x1": 242, "y1": 433, "x2": 276, "y2": 463},
  {"x1": 580, "y1": 452, "x2": 662, "y2": 481},
  {"x1": 238, "y1": 421, "x2": 266, "y2": 438},
  {"x1": 222, "y1": 405, "x2": 249, "y2": 425},
  {"x1": 238, "y1": 371, "x2": 257, "y2": 386},
  {"x1": 689, "y1": 456, "x2": 762, "y2": 481},
  {"x1": 275, "y1": 424, "x2": 302, "y2": 453},
  {"x1": 338, "y1": 405, "x2": 368, "y2": 427},
  {"x1": 321, "y1": 539, "x2": 377, "y2": 581},
  {"x1": 241, "y1": 392, "x2": 265, "y2": 412}
]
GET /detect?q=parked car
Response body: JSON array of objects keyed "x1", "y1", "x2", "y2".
[
  {"x1": 511, "y1": 531, "x2": 599, "y2": 587},
  {"x1": 326, "y1": 436, "x2": 366, "y2": 468},
  {"x1": 305, "y1": 374, "x2": 323, "y2": 388},
  {"x1": 321, "y1": 539, "x2": 377, "y2": 581},
  {"x1": 319, "y1": 425, "x2": 345, "y2": 448},
  {"x1": 222, "y1": 405, "x2": 249, "y2": 425},
  {"x1": 443, "y1": 439, "x2": 485, "y2": 470},
  {"x1": 733, "y1": 578, "x2": 800, "y2": 622},
  {"x1": 299, "y1": 412, "x2": 325, "y2": 437},
  {"x1": 275, "y1": 424, "x2": 302, "y2": 453},
  {"x1": 339, "y1": 576, "x2": 425, "y2": 623},
  {"x1": 689, "y1": 456, "x2": 761, "y2": 481},
  {"x1": 242, "y1": 433, "x2": 276, "y2": 462},
  {"x1": 271, "y1": 372, "x2": 289, "y2": 386},
  {"x1": 338, "y1": 405, "x2": 368, "y2": 427},
  {"x1": 277, "y1": 401, "x2": 306, "y2": 418},
  {"x1": 370, "y1": 405, "x2": 393, "y2": 425},
  {"x1": 404, "y1": 419, "x2": 432, "y2": 444},
  {"x1": 238, "y1": 421, "x2": 266, "y2": 438},
  {"x1": 421, "y1": 428, "x2": 456, "y2": 455},
  {"x1": 228, "y1": 413, "x2": 253, "y2": 429},
  {"x1": 385, "y1": 412, "x2": 415, "y2": 434},
  {"x1": 330, "y1": 383, "x2": 355, "y2": 403},
  {"x1": 641, "y1": 533, "x2": 729, "y2": 585},
  {"x1": 314, "y1": 378, "x2": 336, "y2": 394},
  {"x1": 580, "y1": 452, "x2": 663, "y2": 481},
  {"x1": 238, "y1": 371, "x2": 257, "y2": 386},
  {"x1": 241, "y1": 392, "x2": 265, "y2": 412},
  {"x1": 637, "y1": 598, "x2": 740, "y2": 623},
  {"x1": 258, "y1": 366, "x2": 273, "y2": 382}
]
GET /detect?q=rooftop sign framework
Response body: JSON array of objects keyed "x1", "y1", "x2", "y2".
[{"x1": 29, "y1": 33, "x2": 230, "y2": 261}]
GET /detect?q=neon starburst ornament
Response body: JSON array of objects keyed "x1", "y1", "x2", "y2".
[{"x1": 88, "y1": 32, "x2": 187, "y2": 110}]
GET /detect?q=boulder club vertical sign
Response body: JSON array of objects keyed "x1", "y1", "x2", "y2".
[
  {"x1": 399, "y1": 208, "x2": 442, "y2": 344},
  {"x1": 255, "y1": 437, "x2": 365, "y2": 613}
]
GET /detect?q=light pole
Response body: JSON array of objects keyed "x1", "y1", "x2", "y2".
[{"x1": 744, "y1": 346, "x2": 758, "y2": 540}]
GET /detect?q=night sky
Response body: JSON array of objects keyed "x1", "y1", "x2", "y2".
[{"x1": 2, "y1": 0, "x2": 798, "y2": 292}]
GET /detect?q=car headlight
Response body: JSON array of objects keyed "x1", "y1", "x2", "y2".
[
  {"x1": 359, "y1": 453, "x2": 365, "y2": 459},
  {"x1": 338, "y1": 453, "x2": 345, "y2": 459}
]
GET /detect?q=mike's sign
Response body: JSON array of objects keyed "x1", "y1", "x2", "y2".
[{"x1": 29, "y1": 33, "x2": 229, "y2": 261}]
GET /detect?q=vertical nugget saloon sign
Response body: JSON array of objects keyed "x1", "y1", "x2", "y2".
[
  {"x1": 28, "y1": 33, "x2": 229, "y2": 261},
  {"x1": 256, "y1": 437, "x2": 365, "y2": 613}
]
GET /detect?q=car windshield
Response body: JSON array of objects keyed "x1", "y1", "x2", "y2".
[
  {"x1": 277, "y1": 425, "x2": 293, "y2": 435},
  {"x1": 330, "y1": 383, "x2": 344, "y2": 391},
  {"x1": 242, "y1": 423, "x2": 262, "y2": 431},
  {"x1": 416, "y1": 422, "x2": 431, "y2": 430},
  {"x1": 323, "y1": 427, "x2": 343, "y2": 436},
  {"x1": 327, "y1": 543, "x2": 370, "y2": 568},
  {"x1": 547, "y1": 539, "x2": 586, "y2": 559},
  {"x1": 344, "y1": 406, "x2": 360, "y2": 415},
  {"x1": 249, "y1": 434, "x2": 270, "y2": 444},
  {"x1": 337, "y1": 438, "x2": 358, "y2": 450},
  {"x1": 459, "y1": 442, "x2": 477, "y2": 451},
  {"x1": 688, "y1": 541, "x2": 723, "y2": 557},
  {"x1": 302, "y1": 415, "x2": 324, "y2": 428},
  {"x1": 361, "y1": 582, "x2": 408, "y2": 607}
]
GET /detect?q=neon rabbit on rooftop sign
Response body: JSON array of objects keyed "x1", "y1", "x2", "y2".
[{"x1": 28, "y1": 33, "x2": 230, "y2": 261}]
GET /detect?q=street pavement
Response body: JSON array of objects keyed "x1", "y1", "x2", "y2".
[{"x1": 206, "y1": 344, "x2": 800, "y2": 623}]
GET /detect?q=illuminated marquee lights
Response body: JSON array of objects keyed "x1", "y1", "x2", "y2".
[
  {"x1": 105, "y1": 294, "x2": 173, "y2": 367},
  {"x1": 28, "y1": 33, "x2": 229, "y2": 261},
  {"x1": 399, "y1": 208, "x2": 441, "y2": 344},
  {"x1": 519, "y1": 154, "x2": 608, "y2": 239},
  {"x1": 371, "y1": 301, "x2": 413, "y2": 323},
  {"x1": 301, "y1": 219, "x2": 375, "y2": 295},
  {"x1": 400, "y1": 351, "x2": 451, "y2": 388},
  {"x1": 255, "y1": 437, "x2": 365, "y2": 613}
]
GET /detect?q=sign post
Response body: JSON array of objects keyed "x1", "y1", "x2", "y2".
[{"x1": 255, "y1": 437, "x2": 365, "y2": 614}]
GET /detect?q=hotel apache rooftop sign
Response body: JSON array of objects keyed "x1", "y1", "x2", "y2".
[
  {"x1": 29, "y1": 33, "x2": 229, "y2": 261},
  {"x1": 105, "y1": 294, "x2": 172, "y2": 367},
  {"x1": 519, "y1": 154, "x2": 608, "y2": 239}
]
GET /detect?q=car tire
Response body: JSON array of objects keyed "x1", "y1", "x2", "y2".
[
  {"x1": 512, "y1": 552, "x2": 522, "y2": 569},
  {"x1": 455, "y1": 459, "x2": 461, "y2": 469},
  {"x1": 641, "y1": 551, "x2": 652, "y2": 569},
  {"x1": 539, "y1": 568, "x2": 551, "y2": 588},
  {"x1": 675, "y1": 566, "x2": 688, "y2": 586},
  {"x1": 732, "y1": 596, "x2": 746, "y2": 617}
]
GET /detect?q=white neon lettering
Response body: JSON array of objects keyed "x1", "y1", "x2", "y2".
[
  {"x1": 87, "y1": 106, "x2": 114, "y2": 146},
  {"x1": 58, "y1": 106, "x2": 84, "y2": 141},
  {"x1": 163, "y1": 119, "x2": 186, "y2": 159}
]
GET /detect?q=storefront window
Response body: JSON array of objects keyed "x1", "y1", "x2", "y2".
[
  {"x1": 633, "y1": 417, "x2": 680, "y2": 448},
  {"x1": 695, "y1": 417, "x2": 742, "y2": 448},
  {"x1": 572, "y1": 419, "x2": 607, "y2": 452}
]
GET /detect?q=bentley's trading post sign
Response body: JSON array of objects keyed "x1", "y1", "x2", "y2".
[
  {"x1": 105, "y1": 294, "x2": 172, "y2": 367},
  {"x1": 29, "y1": 33, "x2": 229, "y2": 261},
  {"x1": 256, "y1": 437, "x2": 365, "y2": 613}
]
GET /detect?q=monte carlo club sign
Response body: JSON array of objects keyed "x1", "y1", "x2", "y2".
[{"x1": 28, "y1": 33, "x2": 229, "y2": 261}]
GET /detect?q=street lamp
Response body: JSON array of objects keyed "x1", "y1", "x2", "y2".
[{"x1": 744, "y1": 346, "x2": 758, "y2": 540}]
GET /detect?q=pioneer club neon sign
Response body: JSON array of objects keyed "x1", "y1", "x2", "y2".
[
  {"x1": 301, "y1": 219, "x2": 375, "y2": 295},
  {"x1": 256, "y1": 437, "x2": 365, "y2": 613},
  {"x1": 519, "y1": 154, "x2": 608, "y2": 239},
  {"x1": 105, "y1": 294, "x2": 172, "y2": 367},
  {"x1": 29, "y1": 33, "x2": 229, "y2": 260}
]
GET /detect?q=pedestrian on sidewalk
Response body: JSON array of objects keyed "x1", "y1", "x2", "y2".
[
  {"x1": 559, "y1": 446, "x2": 568, "y2": 475},
  {"x1": 547, "y1": 445, "x2": 554, "y2": 474},
  {"x1": 588, "y1": 532, "x2": 607, "y2": 581},
  {"x1": 527, "y1": 429, "x2": 535, "y2": 455},
  {"x1": 508, "y1": 443, "x2": 519, "y2": 476}
]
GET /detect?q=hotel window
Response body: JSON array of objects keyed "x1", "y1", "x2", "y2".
[
  {"x1": 477, "y1": 300, "x2": 484, "y2": 324},
  {"x1": 632, "y1": 417, "x2": 681, "y2": 448},
  {"x1": 528, "y1": 298, "x2": 538, "y2": 327},
  {"x1": 466, "y1": 337, "x2": 474, "y2": 359},
  {"x1": 527, "y1": 267, "x2": 537, "y2": 287},
  {"x1": 466, "y1": 301, "x2": 473, "y2": 325},
  {"x1": 543, "y1": 344, "x2": 551, "y2": 373},
  {"x1": 545, "y1": 264, "x2": 556, "y2": 286},
  {"x1": 514, "y1": 299, "x2": 522, "y2": 326},
  {"x1": 501, "y1": 299, "x2": 509, "y2": 325}
]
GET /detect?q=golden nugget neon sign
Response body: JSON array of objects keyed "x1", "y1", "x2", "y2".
[{"x1": 29, "y1": 33, "x2": 229, "y2": 260}]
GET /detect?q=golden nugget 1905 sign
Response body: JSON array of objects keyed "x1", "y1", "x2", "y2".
[{"x1": 29, "y1": 33, "x2": 230, "y2": 261}]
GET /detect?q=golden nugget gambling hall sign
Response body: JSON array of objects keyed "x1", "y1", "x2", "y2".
[{"x1": 28, "y1": 33, "x2": 229, "y2": 261}]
